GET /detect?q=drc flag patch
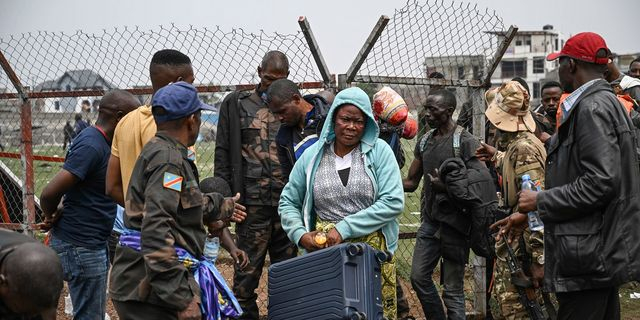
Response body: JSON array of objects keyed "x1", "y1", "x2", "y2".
[{"x1": 163, "y1": 172, "x2": 183, "y2": 192}]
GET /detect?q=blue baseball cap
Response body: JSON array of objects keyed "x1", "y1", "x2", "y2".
[{"x1": 151, "y1": 81, "x2": 216, "y2": 124}]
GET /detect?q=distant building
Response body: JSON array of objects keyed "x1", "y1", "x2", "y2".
[
  {"x1": 424, "y1": 55, "x2": 485, "y2": 81},
  {"x1": 488, "y1": 25, "x2": 563, "y2": 105},
  {"x1": 33, "y1": 69, "x2": 114, "y2": 113},
  {"x1": 613, "y1": 53, "x2": 640, "y2": 74}
]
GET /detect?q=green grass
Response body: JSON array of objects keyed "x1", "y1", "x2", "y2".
[
  {"x1": 2, "y1": 139, "x2": 424, "y2": 271},
  {"x1": 2, "y1": 145, "x2": 64, "y2": 199}
]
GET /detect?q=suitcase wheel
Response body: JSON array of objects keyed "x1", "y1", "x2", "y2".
[
  {"x1": 347, "y1": 243, "x2": 364, "y2": 256},
  {"x1": 348, "y1": 311, "x2": 367, "y2": 320},
  {"x1": 375, "y1": 251, "x2": 391, "y2": 263}
]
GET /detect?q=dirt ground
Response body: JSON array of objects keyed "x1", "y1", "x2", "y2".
[{"x1": 55, "y1": 257, "x2": 640, "y2": 320}]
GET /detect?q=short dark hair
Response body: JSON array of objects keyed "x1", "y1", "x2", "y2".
[
  {"x1": 541, "y1": 81, "x2": 562, "y2": 94},
  {"x1": 5, "y1": 243, "x2": 63, "y2": 310},
  {"x1": 573, "y1": 58, "x2": 608, "y2": 74},
  {"x1": 511, "y1": 77, "x2": 530, "y2": 95},
  {"x1": 630, "y1": 57, "x2": 640, "y2": 67},
  {"x1": 266, "y1": 79, "x2": 299, "y2": 104},
  {"x1": 150, "y1": 49, "x2": 191, "y2": 66},
  {"x1": 428, "y1": 89, "x2": 457, "y2": 110},
  {"x1": 200, "y1": 177, "x2": 232, "y2": 197},
  {"x1": 260, "y1": 51, "x2": 289, "y2": 72}
]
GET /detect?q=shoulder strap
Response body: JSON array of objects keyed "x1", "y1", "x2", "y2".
[
  {"x1": 453, "y1": 125, "x2": 464, "y2": 158},
  {"x1": 419, "y1": 128, "x2": 436, "y2": 154},
  {"x1": 419, "y1": 126, "x2": 464, "y2": 157}
]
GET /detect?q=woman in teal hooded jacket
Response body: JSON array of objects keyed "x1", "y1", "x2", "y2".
[{"x1": 279, "y1": 87, "x2": 404, "y2": 318}]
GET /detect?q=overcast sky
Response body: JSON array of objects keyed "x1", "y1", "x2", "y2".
[{"x1": 1, "y1": 0, "x2": 638, "y2": 74}]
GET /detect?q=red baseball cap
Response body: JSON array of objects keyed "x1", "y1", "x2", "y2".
[{"x1": 546, "y1": 32, "x2": 611, "y2": 65}]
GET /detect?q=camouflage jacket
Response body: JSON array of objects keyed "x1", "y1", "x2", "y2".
[
  {"x1": 215, "y1": 90, "x2": 284, "y2": 207},
  {"x1": 494, "y1": 130, "x2": 546, "y2": 262},
  {"x1": 110, "y1": 133, "x2": 225, "y2": 310},
  {"x1": 493, "y1": 131, "x2": 546, "y2": 210}
]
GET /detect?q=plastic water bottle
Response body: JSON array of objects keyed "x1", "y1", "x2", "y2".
[
  {"x1": 64, "y1": 294, "x2": 73, "y2": 315},
  {"x1": 521, "y1": 174, "x2": 544, "y2": 231},
  {"x1": 203, "y1": 236, "x2": 220, "y2": 263}
]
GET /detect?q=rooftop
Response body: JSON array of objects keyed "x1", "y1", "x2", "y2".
[{"x1": 486, "y1": 30, "x2": 558, "y2": 36}]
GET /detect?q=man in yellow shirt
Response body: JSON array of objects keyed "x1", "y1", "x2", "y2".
[{"x1": 105, "y1": 49, "x2": 195, "y2": 261}]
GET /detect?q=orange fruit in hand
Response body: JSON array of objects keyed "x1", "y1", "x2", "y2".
[{"x1": 314, "y1": 232, "x2": 327, "y2": 245}]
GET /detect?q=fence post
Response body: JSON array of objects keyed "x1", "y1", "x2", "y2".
[
  {"x1": 298, "y1": 16, "x2": 334, "y2": 89},
  {"x1": 0, "y1": 50, "x2": 35, "y2": 235},
  {"x1": 345, "y1": 15, "x2": 390, "y2": 85},
  {"x1": 337, "y1": 74, "x2": 348, "y2": 91},
  {"x1": 467, "y1": 25, "x2": 516, "y2": 317},
  {"x1": 483, "y1": 25, "x2": 519, "y2": 88},
  {"x1": 469, "y1": 85, "x2": 488, "y2": 319}
]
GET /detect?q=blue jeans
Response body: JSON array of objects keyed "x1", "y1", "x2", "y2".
[
  {"x1": 49, "y1": 234, "x2": 108, "y2": 320},
  {"x1": 410, "y1": 221, "x2": 466, "y2": 320}
]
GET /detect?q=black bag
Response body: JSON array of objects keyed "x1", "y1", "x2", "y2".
[
  {"x1": 268, "y1": 243, "x2": 387, "y2": 320},
  {"x1": 439, "y1": 157, "x2": 498, "y2": 259},
  {"x1": 469, "y1": 202, "x2": 498, "y2": 259}
]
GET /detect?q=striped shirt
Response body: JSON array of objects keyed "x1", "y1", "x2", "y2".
[{"x1": 561, "y1": 79, "x2": 600, "y2": 119}]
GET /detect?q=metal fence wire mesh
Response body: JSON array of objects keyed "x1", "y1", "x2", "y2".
[
  {"x1": 0, "y1": 23, "x2": 324, "y2": 219},
  {"x1": 0, "y1": 0, "x2": 511, "y2": 318},
  {"x1": 0, "y1": 22, "x2": 326, "y2": 319},
  {"x1": 357, "y1": 0, "x2": 504, "y2": 80},
  {"x1": 350, "y1": 1, "x2": 507, "y2": 318}
]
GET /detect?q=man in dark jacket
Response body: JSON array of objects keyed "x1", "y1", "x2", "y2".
[
  {"x1": 63, "y1": 121, "x2": 75, "y2": 150},
  {"x1": 73, "y1": 113, "x2": 90, "y2": 136},
  {"x1": 533, "y1": 81, "x2": 563, "y2": 131},
  {"x1": 517, "y1": 32, "x2": 640, "y2": 320},
  {"x1": 265, "y1": 78, "x2": 330, "y2": 179},
  {"x1": 404, "y1": 89, "x2": 482, "y2": 320},
  {"x1": 214, "y1": 51, "x2": 297, "y2": 319}
]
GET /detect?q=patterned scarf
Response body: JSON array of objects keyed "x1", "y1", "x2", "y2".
[{"x1": 119, "y1": 231, "x2": 242, "y2": 320}]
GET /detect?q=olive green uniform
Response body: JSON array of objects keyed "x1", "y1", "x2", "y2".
[{"x1": 109, "y1": 133, "x2": 226, "y2": 319}]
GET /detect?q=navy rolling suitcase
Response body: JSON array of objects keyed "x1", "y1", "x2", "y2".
[{"x1": 268, "y1": 242, "x2": 388, "y2": 320}]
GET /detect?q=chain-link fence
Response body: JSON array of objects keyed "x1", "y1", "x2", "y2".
[
  {"x1": 343, "y1": 1, "x2": 515, "y2": 318},
  {"x1": 0, "y1": 22, "x2": 327, "y2": 318},
  {"x1": 0, "y1": 23, "x2": 326, "y2": 224},
  {"x1": 0, "y1": 0, "x2": 515, "y2": 318}
]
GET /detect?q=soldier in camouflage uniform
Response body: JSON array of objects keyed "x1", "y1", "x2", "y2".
[
  {"x1": 215, "y1": 51, "x2": 297, "y2": 319},
  {"x1": 477, "y1": 81, "x2": 547, "y2": 320},
  {"x1": 110, "y1": 82, "x2": 240, "y2": 319}
]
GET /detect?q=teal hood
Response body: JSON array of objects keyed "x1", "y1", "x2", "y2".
[{"x1": 319, "y1": 87, "x2": 380, "y2": 153}]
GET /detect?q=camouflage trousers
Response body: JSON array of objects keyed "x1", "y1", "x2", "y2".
[
  {"x1": 494, "y1": 229, "x2": 544, "y2": 320},
  {"x1": 316, "y1": 219, "x2": 398, "y2": 320},
  {"x1": 233, "y1": 206, "x2": 297, "y2": 320}
]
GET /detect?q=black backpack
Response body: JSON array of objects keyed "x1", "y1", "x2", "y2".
[{"x1": 421, "y1": 127, "x2": 497, "y2": 258}]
